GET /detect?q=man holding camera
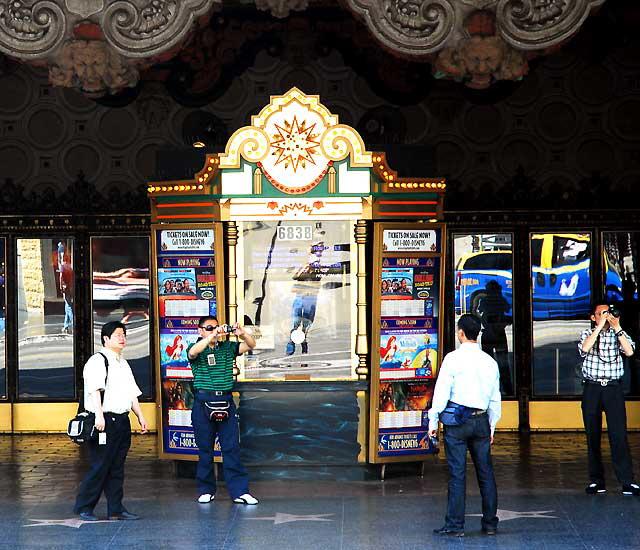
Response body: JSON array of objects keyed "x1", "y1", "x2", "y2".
[
  {"x1": 187, "y1": 316, "x2": 258, "y2": 505},
  {"x1": 579, "y1": 301, "x2": 639, "y2": 496}
]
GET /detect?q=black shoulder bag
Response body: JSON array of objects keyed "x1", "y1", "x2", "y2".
[{"x1": 67, "y1": 352, "x2": 109, "y2": 444}]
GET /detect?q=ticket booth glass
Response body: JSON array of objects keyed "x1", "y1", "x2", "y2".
[{"x1": 237, "y1": 220, "x2": 357, "y2": 381}]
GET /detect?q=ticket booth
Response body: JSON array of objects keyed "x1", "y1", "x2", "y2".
[{"x1": 148, "y1": 89, "x2": 446, "y2": 471}]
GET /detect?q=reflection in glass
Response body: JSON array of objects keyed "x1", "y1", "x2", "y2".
[
  {"x1": 532, "y1": 233, "x2": 591, "y2": 395},
  {"x1": 17, "y1": 238, "x2": 75, "y2": 398},
  {"x1": 453, "y1": 233, "x2": 514, "y2": 396},
  {"x1": 603, "y1": 232, "x2": 640, "y2": 396},
  {"x1": 92, "y1": 237, "x2": 151, "y2": 397},
  {"x1": 0, "y1": 239, "x2": 5, "y2": 399},
  {"x1": 239, "y1": 221, "x2": 356, "y2": 380}
]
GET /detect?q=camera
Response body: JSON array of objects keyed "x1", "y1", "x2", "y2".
[
  {"x1": 608, "y1": 304, "x2": 621, "y2": 318},
  {"x1": 219, "y1": 323, "x2": 235, "y2": 334}
]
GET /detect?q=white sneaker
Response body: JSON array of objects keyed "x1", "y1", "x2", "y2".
[
  {"x1": 197, "y1": 493, "x2": 214, "y2": 503},
  {"x1": 233, "y1": 493, "x2": 258, "y2": 505}
]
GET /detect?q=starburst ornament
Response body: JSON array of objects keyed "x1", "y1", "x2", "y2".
[{"x1": 271, "y1": 116, "x2": 320, "y2": 172}]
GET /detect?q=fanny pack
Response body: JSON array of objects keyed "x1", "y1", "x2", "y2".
[
  {"x1": 203, "y1": 400, "x2": 230, "y2": 421},
  {"x1": 439, "y1": 401, "x2": 475, "y2": 426}
]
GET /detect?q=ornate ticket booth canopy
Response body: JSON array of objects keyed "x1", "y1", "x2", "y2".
[{"x1": 148, "y1": 89, "x2": 447, "y2": 472}]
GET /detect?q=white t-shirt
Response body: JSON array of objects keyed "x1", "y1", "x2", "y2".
[{"x1": 83, "y1": 347, "x2": 141, "y2": 414}]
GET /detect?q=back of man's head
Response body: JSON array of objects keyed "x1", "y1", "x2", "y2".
[{"x1": 458, "y1": 314, "x2": 481, "y2": 341}]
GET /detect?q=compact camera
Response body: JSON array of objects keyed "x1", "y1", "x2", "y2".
[
  {"x1": 608, "y1": 304, "x2": 621, "y2": 318},
  {"x1": 219, "y1": 323, "x2": 235, "y2": 334}
]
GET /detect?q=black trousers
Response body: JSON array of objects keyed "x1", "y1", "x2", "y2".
[
  {"x1": 74, "y1": 413, "x2": 131, "y2": 516},
  {"x1": 581, "y1": 382, "x2": 634, "y2": 485}
]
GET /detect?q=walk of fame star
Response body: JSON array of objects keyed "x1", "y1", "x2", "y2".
[
  {"x1": 246, "y1": 512, "x2": 334, "y2": 524},
  {"x1": 467, "y1": 509, "x2": 557, "y2": 521},
  {"x1": 24, "y1": 518, "x2": 116, "y2": 528}
]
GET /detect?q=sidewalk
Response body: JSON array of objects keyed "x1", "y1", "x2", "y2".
[{"x1": 1, "y1": 433, "x2": 638, "y2": 549}]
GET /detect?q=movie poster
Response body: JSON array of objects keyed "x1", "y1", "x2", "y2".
[
  {"x1": 379, "y1": 329, "x2": 437, "y2": 377},
  {"x1": 156, "y1": 228, "x2": 220, "y2": 457}
]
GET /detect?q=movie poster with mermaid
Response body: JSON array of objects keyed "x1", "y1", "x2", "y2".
[
  {"x1": 379, "y1": 327, "x2": 438, "y2": 380},
  {"x1": 160, "y1": 328, "x2": 200, "y2": 379}
]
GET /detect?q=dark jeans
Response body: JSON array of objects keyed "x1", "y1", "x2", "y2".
[
  {"x1": 74, "y1": 413, "x2": 131, "y2": 516},
  {"x1": 443, "y1": 414, "x2": 498, "y2": 531},
  {"x1": 191, "y1": 393, "x2": 249, "y2": 499},
  {"x1": 581, "y1": 381, "x2": 634, "y2": 485}
]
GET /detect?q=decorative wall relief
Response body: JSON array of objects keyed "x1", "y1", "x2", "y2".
[
  {"x1": 433, "y1": 10, "x2": 528, "y2": 89},
  {"x1": 49, "y1": 39, "x2": 142, "y2": 96},
  {"x1": 0, "y1": 0, "x2": 217, "y2": 96}
]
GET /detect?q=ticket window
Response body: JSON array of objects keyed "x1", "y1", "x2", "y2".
[{"x1": 236, "y1": 220, "x2": 358, "y2": 381}]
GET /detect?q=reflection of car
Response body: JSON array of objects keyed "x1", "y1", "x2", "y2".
[
  {"x1": 455, "y1": 251, "x2": 512, "y2": 317},
  {"x1": 455, "y1": 234, "x2": 617, "y2": 320},
  {"x1": 531, "y1": 233, "x2": 590, "y2": 319}
]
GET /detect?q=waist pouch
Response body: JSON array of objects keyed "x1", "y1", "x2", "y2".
[
  {"x1": 203, "y1": 400, "x2": 230, "y2": 421},
  {"x1": 439, "y1": 401, "x2": 475, "y2": 426}
]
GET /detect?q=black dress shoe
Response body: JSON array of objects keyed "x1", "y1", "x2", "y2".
[
  {"x1": 108, "y1": 511, "x2": 140, "y2": 520},
  {"x1": 433, "y1": 527, "x2": 464, "y2": 537},
  {"x1": 482, "y1": 527, "x2": 497, "y2": 535},
  {"x1": 79, "y1": 511, "x2": 99, "y2": 521}
]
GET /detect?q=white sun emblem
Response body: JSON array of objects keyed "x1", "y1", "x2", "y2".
[{"x1": 271, "y1": 116, "x2": 320, "y2": 172}]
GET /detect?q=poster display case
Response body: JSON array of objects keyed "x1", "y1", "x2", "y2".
[
  {"x1": 153, "y1": 224, "x2": 226, "y2": 460},
  {"x1": 370, "y1": 223, "x2": 446, "y2": 463}
]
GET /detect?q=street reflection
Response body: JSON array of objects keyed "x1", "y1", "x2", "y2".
[
  {"x1": 17, "y1": 238, "x2": 74, "y2": 398},
  {"x1": 453, "y1": 233, "x2": 514, "y2": 396},
  {"x1": 604, "y1": 232, "x2": 640, "y2": 395},
  {"x1": 532, "y1": 233, "x2": 591, "y2": 396},
  {"x1": 92, "y1": 237, "x2": 151, "y2": 397}
]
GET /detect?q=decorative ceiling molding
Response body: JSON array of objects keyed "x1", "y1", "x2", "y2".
[{"x1": 0, "y1": 0, "x2": 218, "y2": 95}]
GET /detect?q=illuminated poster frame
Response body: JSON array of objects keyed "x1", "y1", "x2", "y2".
[
  {"x1": 152, "y1": 223, "x2": 226, "y2": 461},
  {"x1": 369, "y1": 222, "x2": 446, "y2": 464}
]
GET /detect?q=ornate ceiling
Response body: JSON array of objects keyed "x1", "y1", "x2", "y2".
[{"x1": 0, "y1": 0, "x2": 607, "y2": 96}]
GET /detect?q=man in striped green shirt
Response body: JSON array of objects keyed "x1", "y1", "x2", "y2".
[{"x1": 187, "y1": 316, "x2": 257, "y2": 505}]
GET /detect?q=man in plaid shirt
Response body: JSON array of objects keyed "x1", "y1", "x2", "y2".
[{"x1": 578, "y1": 301, "x2": 639, "y2": 496}]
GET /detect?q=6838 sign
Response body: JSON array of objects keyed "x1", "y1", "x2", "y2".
[{"x1": 277, "y1": 225, "x2": 313, "y2": 241}]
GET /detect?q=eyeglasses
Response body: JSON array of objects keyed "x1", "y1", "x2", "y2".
[{"x1": 200, "y1": 325, "x2": 217, "y2": 331}]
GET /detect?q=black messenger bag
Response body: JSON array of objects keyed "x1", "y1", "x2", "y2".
[{"x1": 67, "y1": 353, "x2": 109, "y2": 444}]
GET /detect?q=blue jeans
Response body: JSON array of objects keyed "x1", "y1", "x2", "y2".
[
  {"x1": 443, "y1": 414, "x2": 498, "y2": 531},
  {"x1": 191, "y1": 392, "x2": 249, "y2": 499},
  {"x1": 291, "y1": 293, "x2": 317, "y2": 331},
  {"x1": 64, "y1": 298, "x2": 73, "y2": 330}
]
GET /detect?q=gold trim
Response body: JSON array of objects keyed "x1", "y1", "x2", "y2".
[
  {"x1": 152, "y1": 222, "x2": 226, "y2": 460},
  {"x1": 368, "y1": 222, "x2": 447, "y2": 464},
  {"x1": 355, "y1": 220, "x2": 369, "y2": 379}
]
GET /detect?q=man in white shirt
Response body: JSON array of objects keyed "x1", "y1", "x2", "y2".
[
  {"x1": 73, "y1": 321, "x2": 148, "y2": 521},
  {"x1": 429, "y1": 314, "x2": 501, "y2": 537}
]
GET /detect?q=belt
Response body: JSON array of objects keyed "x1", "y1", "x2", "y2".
[
  {"x1": 104, "y1": 411, "x2": 129, "y2": 417},
  {"x1": 196, "y1": 389, "x2": 232, "y2": 396},
  {"x1": 584, "y1": 378, "x2": 621, "y2": 387},
  {"x1": 471, "y1": 409, "x2": 487, "y2": 416}
]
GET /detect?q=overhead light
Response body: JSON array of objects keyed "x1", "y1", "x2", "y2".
[{"x1": 193, "y1": 141, "x2": 205, "y2": 148}]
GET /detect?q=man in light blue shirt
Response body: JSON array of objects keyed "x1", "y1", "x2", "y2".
[{"x1": 429, "y1": 314, "x2": 501, "y2": 537}]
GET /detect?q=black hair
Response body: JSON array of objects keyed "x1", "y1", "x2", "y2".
[
  {"x1": 590, "y1": 299, "x2": 609, "y2": 316},
  {"x1": 198, "y1": 316, "x2": 218, "y2": 328},
  {"x1": 457, "y1": 314, "x2": 481, "y2": 340},
  {"x1": 101, "y1": 321, "x2": 126, "y2": 345}
]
